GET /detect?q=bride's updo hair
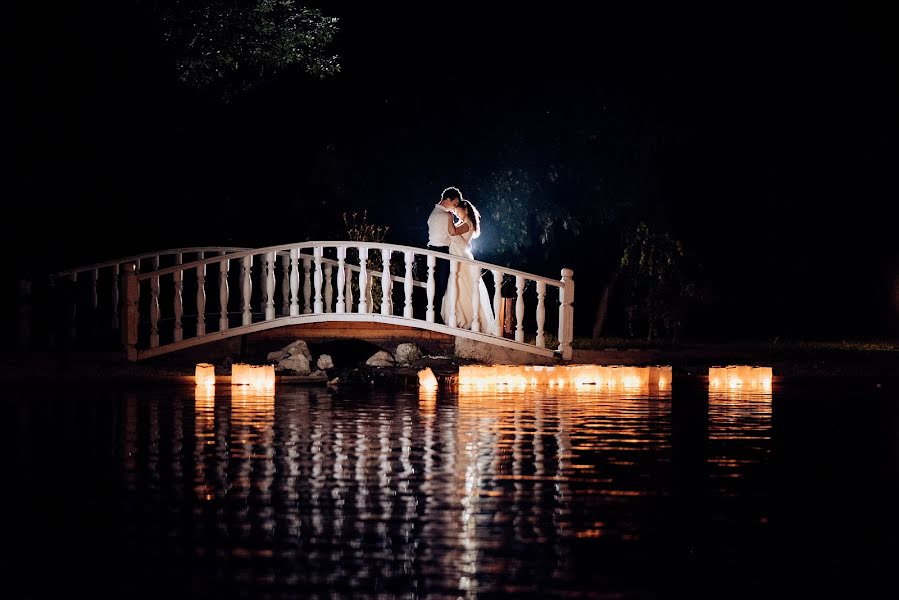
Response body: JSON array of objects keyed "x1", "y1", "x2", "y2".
[{"x1": 459, "y1": 200, "x2": 481, "y2": 238}]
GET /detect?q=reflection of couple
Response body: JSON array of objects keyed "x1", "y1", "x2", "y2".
[{"x1": 426, "y1": 187, "x2": 496, "y2": 331}]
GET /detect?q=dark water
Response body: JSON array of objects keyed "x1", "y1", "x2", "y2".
[{"x1": 8, "y1": 380, "x2": 898, "y2": 598}]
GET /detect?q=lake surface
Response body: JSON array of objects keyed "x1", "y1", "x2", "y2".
[{"x1": 8, "y1": 379, "x2": 898, "y2": 598}]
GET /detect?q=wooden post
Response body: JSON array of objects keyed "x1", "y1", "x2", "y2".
[
  {"x1": 558, "y1": 268, "x2": 574, "y2": 360},
  {"x1": 121, "y1": 262, "x2": 139, "y2": 361}
]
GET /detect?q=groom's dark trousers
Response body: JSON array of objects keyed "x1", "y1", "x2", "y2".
[{"x1": 427, "y1": 244, "x2": 450, "y2": 325}]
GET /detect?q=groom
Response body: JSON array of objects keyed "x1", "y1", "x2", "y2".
[{"x1": 427, "y1": 186, "x2": 462, "y2": 324}]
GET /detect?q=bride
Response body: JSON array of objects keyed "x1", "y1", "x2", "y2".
[{"x1": 441, "y1": 199, "x2": 496, "y2": 332}]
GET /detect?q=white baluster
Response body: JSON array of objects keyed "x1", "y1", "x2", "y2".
[
  {"x1": 196, "y1": 253, "x2": 206, "y2": 336},
  {"x1": 121, "y1": 262, "x2": 138, "y2": 361},
  {"x1": 111, "y1": 263, "x2": 120, "y2": 329},
  {"x1": 558, "y1": 268, "x2": 575, "y2": 360},
  {"x1": 150, "y1": 277, "x2": 160, "y2": 348},
  {"x1": 470, "y1": 263, "x2": 480, "y2": 333},
  {"x1": 324, "y1": 263, "x2": 333, "y2": 313},
  {"x1": 515, "y1": 275, "x2": 525, "y2": 343},
  {"x1": 357, "y1": 246, "x2": 368, "y2": 314},
  {"x1": 90, "y1": 269, "x2": 98, "y2": 310},
  {"x1": 425, "y1": 254, "x2": 435, "y2": 322},
  {"x1": 289, "y1": 249, "x2": 300, "y2": 316},
  {"x1": 241, "y1": 255, "x2": 253, "y2": 326},
  {"x1": 447, "y1": 259, "x2": 458, "y2": 328},
  {"x1": 258, "y1": 255, "x2": 267, "y2": 309},
  {"x1": 150, "y1": 256, "x2": 160, "y2": 348},
  {"x1": 313, "y1": 246, "x2": 323, "y2": 314},
  {"x1": 173, "y1": 253, "x2": 183, "y2": 342},
  {"x1": 536, "y1": 281, "x2": 546, "y2": 348},
  {"x1": 280, "y1": 253, "x2": 290, "y2": 315},
  {"x1": 345, "y1": 257, "x2": 354, "y2": 312},
  {"x1": 336, "y1": 246, "x2": 346, "y2": 313},
  {"x1": 406, "y1": 251, "x2": 416, "y2": 319},
  {"x1": 302, "y1": 256, "x2": 312, "y2": 314},
  {"x1": 219, "y1": 255, "x2": 229, "y2": 331},
  {"x1": 265, "y1": 251, "x2": 276, "y2": 320},
  {"x1": 491, "y1": 269, "x2": 502, "y2": 337},
  {"x1": 381, "y1": 249, "x2": 392, "y2": 316}
]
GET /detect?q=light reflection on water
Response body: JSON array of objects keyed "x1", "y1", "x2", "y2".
[
  {"x1": 15, "y1": 381, "x2": 794, "y2": 597},
  {"x1": 121, "y1": 384, "x2": 724, "y2": 596}
]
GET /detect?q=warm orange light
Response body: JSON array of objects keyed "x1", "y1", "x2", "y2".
[
  {"x1": 231, "y1": 363, "x2": 251, "y2": 386},
  {"x1": 418, "y1": 367, "x2": 438, "y2": 390},
  {"x1": 195, "y1": 363, "x2": 215, "y2": 387},
  {"x1": 457, "y1": 365, "x2": 672, "y2": 390},
  {"x1": 709, "y1": 366, "x2": 773, "y2": 389},
  {"x1": 249, "y1": 365, "x2": 276, "y2": 391}
]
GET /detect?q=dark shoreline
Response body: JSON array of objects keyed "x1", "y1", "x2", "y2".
[{"x1": 1, "y1": 342, "x2": 896, "y2": 386}]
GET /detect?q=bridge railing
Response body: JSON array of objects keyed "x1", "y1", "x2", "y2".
[
  {"x1": 97, "y1": 241, "x2": 573, "y2": 360},
  {"x1": 51, "y1": 246, "x2": 251, "y2": 334}
]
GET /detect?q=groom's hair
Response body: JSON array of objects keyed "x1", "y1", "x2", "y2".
[{"x1": 441, "y1": 187, "x2": 462, "y2": 202}]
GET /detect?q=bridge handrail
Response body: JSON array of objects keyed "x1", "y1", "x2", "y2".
[
  {"x1": 55, "y1": 246, "x2": 252, "y2": 277},
  {"x1": 134, "y1": 241, "x2": 564, "y2": 288}
]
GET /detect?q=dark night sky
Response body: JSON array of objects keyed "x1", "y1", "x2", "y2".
[{"x1": 9, "y1": 2, "x2": 899, "y2": 339}]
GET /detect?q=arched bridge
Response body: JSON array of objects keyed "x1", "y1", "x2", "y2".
[{"x1": 52, "y1": 242, "x2": 575, "y2": 361}]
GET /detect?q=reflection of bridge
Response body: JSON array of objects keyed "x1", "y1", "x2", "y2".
[{"x1": 54, "y1": 242, "x2": 574, "y2": 361}]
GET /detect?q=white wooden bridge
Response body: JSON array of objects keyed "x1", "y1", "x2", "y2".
[{"x1": 52, "y1": 242, "x2": 575, "y2": 361}]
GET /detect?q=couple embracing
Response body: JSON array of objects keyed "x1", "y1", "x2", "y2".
[{"x1": 426, "y1": 187, "x2": 496, "y2": 332}]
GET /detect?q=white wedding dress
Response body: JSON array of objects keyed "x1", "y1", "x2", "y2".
[{"x1": 440, "y1": 229, "x2": 496, "y2": 332}]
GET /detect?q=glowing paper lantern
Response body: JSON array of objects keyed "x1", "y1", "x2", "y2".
[
  {"x1": 456, "y1": 364, "x2": 673, "y2": 390},
  {"x1": 248, "y1": 365, "x2": 276, "y2": 391},
  {"x1": 418, "y1": 367, "x2": 438, "y2": 390},
  {"x1": 709, "y1": 365, "x2": 773, "y2": 389},
  {"x1": 195, "y1": 363, "x2": 216, "y2": 387},
  {"x1": 231, "y1": 363, "x2": 252, "y2": 386}
]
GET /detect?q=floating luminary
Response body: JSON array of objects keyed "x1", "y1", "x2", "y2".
[
  {"x1": 231, "y1": 363, "x2": 251, "y2": 386},
  {"x1": 456, "y1": 365, "x2": 673, "y2": 390},
  {"x1": 417, "y1": 367, "x2": 438, "y2": 390},
  {"x1": 248, "y1": 365, "x2": 276, "y2": 391},
  {"x1": 195, "y1": 363, "x2": 216, "y2": 387},
  {"x1": 709, "y1": 366, "x2": 773, "y2": 389}
]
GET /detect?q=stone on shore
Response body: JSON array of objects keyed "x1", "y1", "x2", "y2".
[
  {"x1": 365, "y1": 350, "x2": 396, "y2": 367},
  {"x1": 394, "y1": 343, "x2": 422, "y2": 365},
  {"x1": 316, "y1": 354, "x2": 334, "y2": 370},
  {"x1": 267, "y1": 350, "x2": 290, "y2": 362},
  {"x1": 282, "y1": 340, "x2": 312, "y2": 360},
  {"x1": 278, "y1": 354, "x2": 311, "y2": 375}
]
